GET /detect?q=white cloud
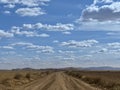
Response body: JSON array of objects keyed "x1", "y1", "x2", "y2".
[
  {"x1": 0, "y1": 0, "x2": 50, "y2": 16},
  {"x1": 91, "y1": 42, "x2": 120, "y2": 55},
  {"x1": 0, "y1": 46, "x2": 14, "y2": 49},
  {"x1": 11, "y1": 26, "x2": 50, "y2": 37},
  {"x1": 0, "y1": 0, "x2": 19, "y2": 4},
  {"x1": 37, "y1": 33, "x2": 50, "y2": 37},
  {"x1": 108, "y1": 42, "x2": 120, "y2": 48},
  {"x1": 0, "y1": 0, "x2": 50, "y2": 7},
  {"x1": 97, "y1": 48, "x2": 108, "y2": 53},
  {"x1": 93, "y1": 0, "x2": 113, "y2": 5},
  {"x1": 23, "y1": 24, "x2": 33, "y2": 29},
  {"x1": 0, "y1": 30, "x2": 14, "y2": 38},
  {"x1": 39, "y1": 23, "x2": 74, "y2": 31},
  {"x1": 76, "y1": 0, "x2": 120, "y2": 31},
  {"x1": 16, "y1": 7, "x2": 45, "y2": 16},
  {"x1": 77, "y1": 20, "x2": 120, "y2": 31},
  {"x1": 61, "y1": 39, "x2": 98, "y2": 48},
  {"x1": 26, "y1": 44, "x2": 54, "y2": 53},
  {"x1": 58, "y1": 50, "x2": 74, "y2": 54},
  {"x1": 10, "y1": 23, "x2": 73, "y2": 38},
  {"x1": 1, "y1": 51, "x2": 16, "y2": 55},
  {"x1": 11, "y1": 42, "x2": 33, "y2": 46},
  {"x1": 53, "y1": 40, "x2": 59, "y2": 43},
  {"x1": 3, "y1": 11, "x2": 11, "y2": 14},
  {"x1": 11, "y1": 42, "x2": 54, "y2": 53},
  {"x1": 21, "y1": 0, "x2": 50, "y2": 7},
  {"x1": 62, "y1": 31, "x2": 71, "y2": 35},
  {"x1": 107, "y1": 32, "x2": 120, "y2": 36},
  {"x1": 4, "y1": 4, "x2": 15, "y2": 8},
  {"x1": 23, "y1": 23, "x2": 74, "y2": 31},
  {"x1": 63, "y1": 57, "x2": 75, "y2": 60}
]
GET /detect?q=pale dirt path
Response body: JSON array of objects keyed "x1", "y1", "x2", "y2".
[{"x1": 13, "y1": 72, "x2": 101, "y2": 90}]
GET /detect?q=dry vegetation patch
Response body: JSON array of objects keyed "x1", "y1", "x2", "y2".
[
  {"x1": 0, "y1": 70, "x2": 54, "y2": 89},
  {"x1": 65, "y1": 70, "x2": 120, "y2": 90}
]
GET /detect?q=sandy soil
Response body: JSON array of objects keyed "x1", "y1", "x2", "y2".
[{"x1": 13, "y1": 72, "x2": 101, "y2": 90}]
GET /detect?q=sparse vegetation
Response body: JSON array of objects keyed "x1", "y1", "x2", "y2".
[
  {"x1": 1, "y1": 69, "x2": 120, "y2": 90},
  {"x1": 14, "y1": 73, "x2": 24, "y2": 80},
  {"x1": 0, "y1": 70, "x2": 54, "y2": 89},
  {"x1": 25, "y1": 73, "x2": 31, "y2": 80},
  {"x1": 65, "y1": 70, "x2": 120, "y2": 90}
]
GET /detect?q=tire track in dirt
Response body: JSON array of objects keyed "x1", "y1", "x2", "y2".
[{"x1": 13, "y1": 72, "x2": 101, "y2": 90}]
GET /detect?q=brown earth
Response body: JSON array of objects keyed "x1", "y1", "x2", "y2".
[{"x1": 13, "y1": 72, "x2": 101, "y2": 90}]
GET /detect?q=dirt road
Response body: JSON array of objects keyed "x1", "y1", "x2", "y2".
[{"x1": 14, "y1": 72, "x2": 100, "y2": 90}]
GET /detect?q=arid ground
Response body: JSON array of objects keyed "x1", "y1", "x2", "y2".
[
  {"x1": 15, "y1": 72, "x2": 100, "y2": 90},
  {"x1": 0, "y1": 70, "x2": 120, "y2": 90}
]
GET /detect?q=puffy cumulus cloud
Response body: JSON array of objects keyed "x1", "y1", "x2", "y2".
[
  {"x1": 93, "y1": 0, "x2": 113, "y2": 5},
  {"x1": 38, "y1": 23, "x2": 74, "y2": 31},
  {"x1": 20, "y1": 0, "x2": 50, "y2": 7},
  {"x1": 15, "y1": 7, "x2": 45, "y2": 16},
  {"x1": 61, "y1": 39, "x2": 98, "y2": 48},
  {"x1": 11, "y1": 42, "x2": 54, "y2": 53},
  {"x1": 80, "y1": 2, "x2": 120, "y2": 22},
  {"x1": 23, "y1": 23, "x2": 74, "y2": 31},
  {"x1": 0, "y1": 0, "x2": 50, "y2": 7},
  {"x1": 0, "y1": 0, "x2": 50, "y2": 16},
  {"x1": 76, "y1": 0, "x2": 120, "y2": 31},
  {"x1": 23, "y1": 24, "x2": 33, "y2": 29},
  {"x1": 10, "y1": 22, "x2": 73, "y2": 38},
  {"x1": 4, "y1": 4, "x2": 15, "y2": 8},
  {"x1": 0, "y1": 30, "x2": 14, "y2": 38},
  {"x1": 11, "y1": 26, "x2": 50, "y2": 37}
]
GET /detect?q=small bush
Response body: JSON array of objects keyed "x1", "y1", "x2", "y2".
[
  {"x1": 14, "y1": 74, "x2": 23, "y2": 80},
  {"x1": 25, "y1": 73, "x2": 31, "y2": 80},
  {"x1": 2, "y1": 78, "x2": 11, "y2": 86}
]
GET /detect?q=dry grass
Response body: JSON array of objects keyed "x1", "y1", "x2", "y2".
[
  {"x1": 65, "y1": 70, "x2": 120, "y2": 90},
  {"x1": 0, "y1": 70, "x2": 54, "y2": 89}
]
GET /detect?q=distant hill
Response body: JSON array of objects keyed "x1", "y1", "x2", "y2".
[
  {"x1": 12, "y1": 68, "x2": 35, "y2": 71},
  {"x1": 61, "y1": 66, "x2": 120, "y2": 71},
  {"x1": 84, "y1": 66, "x2": 120, "y2": 71},
  {"x1": 11, "y1": 66, "x2": 120, "y2": 71}
]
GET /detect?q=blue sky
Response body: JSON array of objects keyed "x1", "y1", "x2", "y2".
[{"x1": 0, "y1": 0, "x2": 120, "y2": 69}]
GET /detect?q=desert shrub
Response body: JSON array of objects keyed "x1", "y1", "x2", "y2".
[
  {"x1": 65, "y1": 71, "x2": 83, "y2": 79},
  {"x1": 1, "y1": 78, "x2": 16, "y2": 87},
  {"x1": 65, "y1": 71, "x2": 120, "y2": 90},
  {"x1": 14, "y1": 73, "x2": 23, "y2": 80},
  {"x1": 82, "y1": 77, "x2": 101, "y2": 85},
  {"x1": 2, "y1": 78, "x2": 11, "y2": 86},
  {"x1": 25, "y1": 73, "x2": 31, "y2": 80}
]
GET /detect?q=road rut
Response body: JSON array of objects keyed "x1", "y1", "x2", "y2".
[{"x1": 15, "y1": 72, "x2": 100, "y2": 90}]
